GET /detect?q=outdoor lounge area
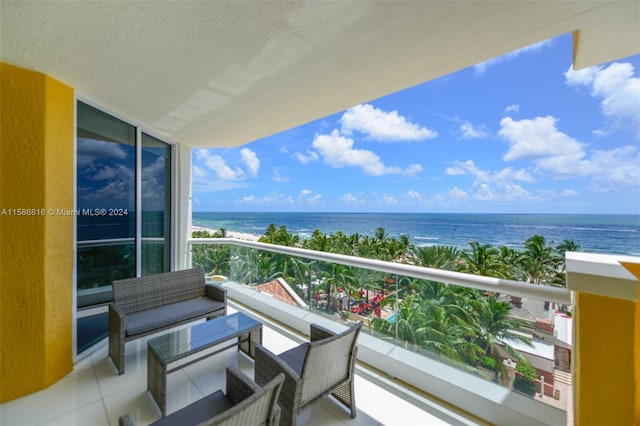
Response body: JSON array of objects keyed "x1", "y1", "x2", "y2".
[{"x1": 0, "y1": 303, "x2": 482, "y2": 426}]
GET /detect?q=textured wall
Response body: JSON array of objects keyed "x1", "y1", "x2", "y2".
[
  {"x1": 0, "y1": 62, "x2": 74, "y2": 402},
  {"x1": 573, "y1": 291, "x2": 638, "y2": 425}
]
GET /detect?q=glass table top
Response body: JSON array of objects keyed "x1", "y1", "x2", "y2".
[{"x1": 148, "y1": 312, "x2": 261, "y2": 364}]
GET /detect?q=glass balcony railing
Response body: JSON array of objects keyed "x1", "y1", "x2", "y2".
[{"x1": 188, "y1": 237, "x2": 571, "y2": 424}]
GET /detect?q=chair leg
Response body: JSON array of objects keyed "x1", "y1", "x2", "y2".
[
  {"x1": 330, "y1": 379, "x2": 356, "y2": 418},
  {"x1": 109, "y1": 336, "x2": 125, "y2": 375}
]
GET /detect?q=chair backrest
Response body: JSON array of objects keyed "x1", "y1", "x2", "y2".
[
  {"x1": 113, "y1": 267, "x2": 206, "y2": 314},
  {"x1": 299, "y1": 322, "x2": 362, "y2": 405},
  {"x1": 209, "y1": 372, "x2": 284, "y2": 426}
]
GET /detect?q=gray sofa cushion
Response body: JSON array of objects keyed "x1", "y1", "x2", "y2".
[
  {"x1": 126, "y1": 298, "x2": 225, "y2": 336},
  {"x1": 152, "y1": 390, "x2": 232, "y2": 426}
]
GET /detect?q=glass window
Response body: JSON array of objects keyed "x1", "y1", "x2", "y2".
[
  {"x1": 142, "y1": 133, "x2": 172, "y2": 275},
  {"x1": 76, "y1": 102, "x2": 136, "y2": 309},
  {"x1": 76, "y1": 102, "x2": 173, "y2": 355}
]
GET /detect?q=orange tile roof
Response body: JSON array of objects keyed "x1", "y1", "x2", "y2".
[{"x1": 254, "y1": 279, "x2": 302, "y2": 307}]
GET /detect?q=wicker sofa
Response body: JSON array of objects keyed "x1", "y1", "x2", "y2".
[
  {"x1": 119, "y1": 366, "x2": 284, "y2": 426},
  {"x1": 109, "y1": 267, "x2": 227, "y2": 374}
]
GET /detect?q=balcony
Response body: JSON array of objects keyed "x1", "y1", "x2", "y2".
[{"x1": 2, "y1": 239, "x2": 637, "y2": 425}]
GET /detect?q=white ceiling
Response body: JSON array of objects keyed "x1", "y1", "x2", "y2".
[{"x1": 2, "y1": 1, "x2": 638, "y2": 148}]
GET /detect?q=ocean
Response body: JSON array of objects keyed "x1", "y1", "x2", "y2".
[{"x1": 192, "y1": 212, "x2": 640, "y2": 256}]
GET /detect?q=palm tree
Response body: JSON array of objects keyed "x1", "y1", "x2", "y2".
[
  {"x1": 473, "y1": 296, "x2": 532, "y2": 383},
  {"x1": 282, "y1": 255, "x2": 311, "y2": 298},
  {"x1": 411, "y1": 245, "x2": 461, "y2": 271},
  {"x1": 460, "y1": 241, "x2": 510, "y2": 279},
  {"x1": 556, "y1": 239, "x2": 580, "y2": 255},
  {"x1": 260, "y1": 224, "x2": 299, "y2": 246},
  {"x1": 520, "y1": 235, "x2": 562, "y2": 285},
  {"x1": 230, "y1": 246, "x2": 260, "y2": 284},
  {"x1": 322, "y1": 263, "x2": 355, "y2": 311}
]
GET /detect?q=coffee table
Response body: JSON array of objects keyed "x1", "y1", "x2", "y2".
[{"x1": 146, "y1": 312, "x2": 262, "y2": 415}]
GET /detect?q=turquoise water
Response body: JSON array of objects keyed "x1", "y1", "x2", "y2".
[{"x1": 192, "y1": 212, "x2": 640, "y2": 256}]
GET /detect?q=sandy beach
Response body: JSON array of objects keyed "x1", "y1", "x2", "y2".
[{"x1": 192, "y1": 225, "x2": 261, "y2": 242}]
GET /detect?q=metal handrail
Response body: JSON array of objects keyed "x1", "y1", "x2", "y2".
[{"x1": 187, "y1": 238, "x2": 572, "y2": 305}]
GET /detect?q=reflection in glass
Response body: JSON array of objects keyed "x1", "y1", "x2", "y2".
[
  {"x1": 142, "y1": 133, "x2": 172, "y2": 275},
  {"x1": 76, "y1": 102, "x2": 135, "y2": 306}
]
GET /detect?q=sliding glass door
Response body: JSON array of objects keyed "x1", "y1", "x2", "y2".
[
  {"x1": 142, "y1": 133, "x2": 173, "y2": 275},
  {"x1": 76, "y1": 101, "x2": 173, "y2": 355}
]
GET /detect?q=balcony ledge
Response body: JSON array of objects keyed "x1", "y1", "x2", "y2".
[{"x1": 566, "y1": 252, "x2": 640, "y2": 301}]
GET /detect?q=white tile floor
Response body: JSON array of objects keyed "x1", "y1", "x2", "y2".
[{"x1": 0, "y1": 306, "x2": 483, "y2": 426}]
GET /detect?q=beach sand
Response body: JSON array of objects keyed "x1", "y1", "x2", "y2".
[{"x1": 192, "y1": 226, "x2": 261, "y2": 242}]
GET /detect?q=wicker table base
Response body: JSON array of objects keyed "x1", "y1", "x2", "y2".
[{"x1": 147, "y1": 312, "x2": 262, "y2": 416}]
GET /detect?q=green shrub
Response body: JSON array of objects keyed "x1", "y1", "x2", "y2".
[
  {"x1": 513, "y1": 363, "x2": 537, "y2": 396},
  {"x1": 479, "y1": 356, "x2": 497, "y2": 371}
]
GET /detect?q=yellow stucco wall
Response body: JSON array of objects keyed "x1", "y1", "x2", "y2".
[
  {"x1": 574, "y1": 290, "x2": 638, "y2": 425},
  {"x1": 0, "y1": 62, "x2": 74, "y2": 402}
]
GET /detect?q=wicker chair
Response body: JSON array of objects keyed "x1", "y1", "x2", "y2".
[
  {"x1": 254, "y1": 321, "x2": 362, "y2": 426},
  {"x1": 119, "y1": 366, "x2": 284, "y2": 426}
]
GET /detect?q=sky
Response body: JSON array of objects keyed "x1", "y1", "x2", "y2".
[{"x1": 192, "y1": 33, "x2": 640, "y2": 214}]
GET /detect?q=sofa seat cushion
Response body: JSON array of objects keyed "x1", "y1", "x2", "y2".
[
  {"x1": 152, "y1": 390, "x2": 233, "y2": 426},
  {"x1": 126, "y1": 298, "x2": 225, "y2": 336}
]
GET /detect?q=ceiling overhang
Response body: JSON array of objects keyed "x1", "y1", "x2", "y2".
[{"x1": 2, "y1": 1, "x2": 638, "y2": 148}]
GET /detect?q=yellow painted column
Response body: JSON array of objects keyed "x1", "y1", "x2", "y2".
[
  {"x1": 622, "y1": 262, "x2": 640, "y2": 425},
  {"x1": 0, "y1": 63, "x2": 74, "y2": 402},
  {"x1": 567, "y1": 253, "x2": 639, "y2": 426}
]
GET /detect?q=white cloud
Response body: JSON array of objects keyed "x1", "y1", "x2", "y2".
[
  {"x1": 206, "y1": 154, "x2": 246, "y2": 180},
  {"x1": 77, "y1": 138, "x2": 129, "y2": 167},
  {"x1": 141, "y1": 157, "x2": 167, "y2": 205},
  {"x1": 565, "y1": 62, "x2": 640, "y2": 138},
  {"x1": 240, "y1": 148, "x2": 260, "y2": 178},
  {"x1": 239, "y1": 192, "x2": 294, "y2": 206},
  {"x1": 237, "y1": 190, "x2": 322, "y2": 207},
  {"x1": 382, "y1": 195, "x2": 398, "y2": 204},
  {"x1": 440, "y1": 160, "x2": 540, "y2": 206},
  {"x1": 444, "y1": 166, "x2": 466, "y2": 176},
  {"x1": 196, "y1": 148, "x2": 260, "y2": 180},
  {"x1": 475, "y1": 40, "x2": 552, "y2": 74},
  {"x1": 406, "y1": 190, "x2": 421, "y2": 200},
  {"x1": 340, "y1": 103, "x2": 437, "y2": 141},
  {"x1": 498, "y1": 116, "x2": 639, "y2": 190},
  {"x1": 312, "y1": 129, "x2": 423, "y2": 176},
  {"x1": 445, "y1": 160, "x2": 534, "y2": 183},
  {"x1": 561, "y1": 189, "x2": 580, "y2": 197},
  {"x1": 91, "y1": 164, "x2": 132, "y2": 181},
  {"x1": 299, "y1": 189, "x2": 322, "y2": 204},
  {"x1": 459, "y1": 121, "x2": 489, "y2": 139},
  {"x1": 505, "y1": 104, "x2": 520, "y2": 114},
  {"x1": 588, "y1": 146, "x2": 640, "y2": 190},
  {"x1": 472, "y1": 183, "x2": 495, "y2": 201},
  {"x1": 271, "y1": 169, "x2": 289, "y2": 183},
  {"x1": 293, "y1": 150, "x2": 319, "y2": 164},
  {"x1": 499, "y1": 116, "x2": 587, "y2": 177},
  {"x1": 342, "y1": 193, "x2": 358, "y2": 203},
  {"x1": 192, "y1": 177, "x2": 246, "y2": 193},
  {"x1": 447, "y1": 187, "x2": 469, "y2": 201},
  {"x1": 193, "y1": 165, "x2": 207, "y2": 178}
]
